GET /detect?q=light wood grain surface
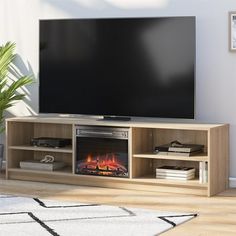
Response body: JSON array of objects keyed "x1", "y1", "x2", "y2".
[{"x1": 5, "y1": 118, "x2": 229, "y2": 197}]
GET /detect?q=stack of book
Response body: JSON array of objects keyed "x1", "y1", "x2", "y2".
[
  {"x1": 156, "y1": 165, "x2": 195, "y2": 180},
  {"x1": 155, "y1": 142, "x2": 204, "y2": 156}
]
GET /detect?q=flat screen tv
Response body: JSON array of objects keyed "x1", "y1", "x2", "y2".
[{"x1": 39, "y1": 17, "x2": 195, "y2": 119}]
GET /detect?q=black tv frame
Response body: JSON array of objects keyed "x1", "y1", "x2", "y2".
[{"x1": 39, "y1": 17, "x2": 196, "y2": 120}]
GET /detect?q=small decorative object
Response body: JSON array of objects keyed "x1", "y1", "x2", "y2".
[
  {"x1": 229, "y1": 11, "x2": 236, "y2": 51},
  {"x1": 40, "y1": 155, "x2": 55, "y2": 163}
]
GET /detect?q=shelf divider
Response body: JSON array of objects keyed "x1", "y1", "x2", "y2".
[
  {"x1": 133, "y1": 153, "x2": 208, "y2": 162},
  {"x1": 8, "y1": 145, "x2": 73, "y2": 153}
]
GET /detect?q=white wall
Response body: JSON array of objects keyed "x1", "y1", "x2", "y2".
[{"x1": 1, "y1": 0, "x2": 236, "y2": 178}]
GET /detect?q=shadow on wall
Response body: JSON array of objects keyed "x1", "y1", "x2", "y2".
[
  {"x1": 0, "y1": 53, "x2": 37, "y2": 158},
  {"x1": 8, "y1": 53, "x2": 37, "y2": 117}
]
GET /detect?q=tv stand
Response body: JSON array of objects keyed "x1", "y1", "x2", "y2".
[
  {"x1": 5, "y1": 116, "x2": 229, "y2": 197},
  {"x1": 101, "y1": 116, "x2": 131, "y2": 121}
]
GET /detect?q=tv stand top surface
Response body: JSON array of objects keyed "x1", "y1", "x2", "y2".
[{"x1": 6, "y1": 116, "x2": 228, "y2": 130}]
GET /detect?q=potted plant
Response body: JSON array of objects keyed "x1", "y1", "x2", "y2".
[{"x1": 0, "y1": 42, "x2": 33, "y2": 169}]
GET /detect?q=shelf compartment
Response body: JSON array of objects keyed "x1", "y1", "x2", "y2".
[
  {"x1": 7, "y1": 121, "x2": 73, "y2": 147},
  {"x1": 7, "y1": 149, "x2": 73, "y2": 170},
  {"x1": 132, "y1": 127, "x2": 208, "y2": 154},
  {"x1": 132, "y1": 156, "x2": 202, "y2": 181},
  {"x1": 133, "y1": 153, "x2": 208, "y2": 162},
  {"x1": 8, "y1": 145, "x2": 73, "y2": 153}
]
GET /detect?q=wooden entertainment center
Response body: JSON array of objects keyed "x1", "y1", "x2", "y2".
[{"x1": 5, "y1": 117, "x2": 229, "y2": 197}]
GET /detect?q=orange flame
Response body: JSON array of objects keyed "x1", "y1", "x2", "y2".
[{"x1": 87, "y1": 154, "x2": 92, "y2": 162}]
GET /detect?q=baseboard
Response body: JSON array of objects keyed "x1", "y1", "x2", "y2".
[{"x1": 229, "y1": 177, "x2": 236, "y2": 188}]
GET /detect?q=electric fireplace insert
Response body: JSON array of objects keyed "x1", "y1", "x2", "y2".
[{"x1": 76, "y1": 126, "x2": 129, "y2": 178}]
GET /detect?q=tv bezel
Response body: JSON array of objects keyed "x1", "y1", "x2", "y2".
[{"x1": 39, "y1": 16, "x2": 196, "y2": 120}]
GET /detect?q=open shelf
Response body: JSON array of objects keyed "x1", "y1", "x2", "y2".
[{"x1": 133, "y1": 153, "x2": 208, "y2": 162}]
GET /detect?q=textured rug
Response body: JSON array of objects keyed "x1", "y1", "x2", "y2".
[{"x1": 0, "y1": 195, "x2": 197, "y2": 236}]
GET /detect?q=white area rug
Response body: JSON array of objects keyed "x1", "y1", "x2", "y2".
[{"x1": 0, "y1": 195, "x2": 197, "y2": 236}]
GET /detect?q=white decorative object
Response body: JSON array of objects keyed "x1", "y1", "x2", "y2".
[{"x1": 229, "y1": 11, "x2": 236, "y2": 51}]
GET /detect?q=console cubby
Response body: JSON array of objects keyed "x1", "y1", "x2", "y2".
[
  {"x1": 7, "y1": 121, "x2": 74, "y2": 175},
  {"x1": 132, "y1": 127, "x2": 208, "y2": 155},
  {"x1": 132, "y1": 158, "x2": 200, "y2": 179},
  {"x1": 131, "y1": 127, "x2": 208, "y2": 181},
  {"x1": 5, "y1": 117, "x2": 229, "y2": 196},
  {"x1": 7, "y1": 121, "x2": 73, "y2": 146}
]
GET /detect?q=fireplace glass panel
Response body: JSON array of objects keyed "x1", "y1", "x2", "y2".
[{"x1": 76, "y1": 137, "x2": 128, "y2": 178}]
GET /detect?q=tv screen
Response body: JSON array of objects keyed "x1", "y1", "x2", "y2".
[{"x1": 39, "y1": 17, "x2": 195, "y2": 119}]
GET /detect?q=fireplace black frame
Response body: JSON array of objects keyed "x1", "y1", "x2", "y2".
[{"x1": 75, "y1": 126, "x2": 129, "y2": 178}]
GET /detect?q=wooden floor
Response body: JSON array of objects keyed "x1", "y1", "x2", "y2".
[{"x1": 0, "y1": 172, "x2": 236, "y2": 235}]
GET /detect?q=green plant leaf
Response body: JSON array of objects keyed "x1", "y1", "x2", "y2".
[
  {"x1": 0, "y1": 42, "x2": 16, "y2": 80},
  {"x1": 0, "y1": 42, "x2": 34, "y2": 133}
]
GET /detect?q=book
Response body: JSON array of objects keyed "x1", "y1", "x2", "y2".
[
  {"x1": 168, "y1": 144, "x2": 204, "y2": 153},
  {"x1": 199, "y1": 161, "x2": 208, "y2": 183},
  {"x1": 156, "y1": 172, "x2": 195, "y2": 178},
  {"x1": 199, "y1": 162, "x2": 203, "y2": 183},
  {"x1": 204, "y1": 162, "x2": 208, "y2": 183},
  {"x1": 20, "y1": 160, "x2": 66, "y2": 171},
  {"x1": 156, "y1": 166, "x2": 195, "y2": 175},
  {"x1": 167, "y1": 150, "x2": 203, "y2": 156},
  {"x1": 154, "y1": 151, "x2": 169, "y2": 155},
  {"x1": 156, "y1": 175, "x2": 195, "y2": 180}
]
